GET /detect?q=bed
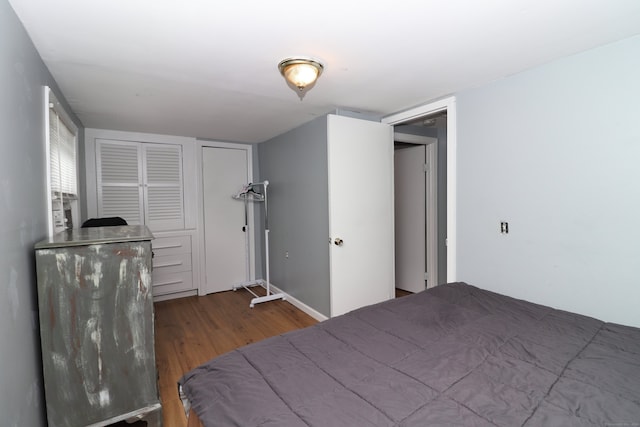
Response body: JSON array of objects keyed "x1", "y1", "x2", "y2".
[{"x1": 178, "y1": 282, "x2": 640, "y2": 426}]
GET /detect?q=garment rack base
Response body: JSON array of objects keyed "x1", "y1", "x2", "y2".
[{"x1": 233, "y1": 280, "x2": 286, "y2": 308}]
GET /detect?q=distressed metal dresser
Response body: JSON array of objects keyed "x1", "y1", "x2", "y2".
[{"x1": 35, "y1": 225, "x2": 162, "y2": 427}]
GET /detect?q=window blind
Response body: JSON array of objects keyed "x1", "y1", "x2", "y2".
[{"x1": 49, "y1": 107, "x2": 77, "y2": 196}]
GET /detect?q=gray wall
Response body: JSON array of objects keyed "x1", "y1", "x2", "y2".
[
  {"x1": 1, "y1": 1, "x2": 83, "y2": 425},
  {"x1": 456, "y1": 35, "x2": 640, "y2": 327},
  {"x1": 258, "y1": 116, "x2": 331, "y2": 316}
]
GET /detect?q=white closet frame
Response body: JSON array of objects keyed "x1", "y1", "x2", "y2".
[
  {"x1": 84, "y1": 128, "x2": 197, "y2": 228},
  {"x1": 84, "y1": 128, "x2": 200, "y2": 301}
]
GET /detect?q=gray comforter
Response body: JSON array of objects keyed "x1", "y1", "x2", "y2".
[{"x1": 179, "y1": 282, "x2": 640, "y2": 426}]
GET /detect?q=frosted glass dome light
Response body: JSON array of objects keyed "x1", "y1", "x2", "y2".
[{"x1": 278, "y1": 57, "x2": 324, "y2": 100}]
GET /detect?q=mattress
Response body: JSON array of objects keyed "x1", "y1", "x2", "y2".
[{"x1": 179, "y1": 282, "x2": 640, "y2": 426}]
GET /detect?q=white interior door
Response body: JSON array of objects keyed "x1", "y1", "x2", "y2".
[
  {"x1": 327, "y1": 114, "x2": 394, "y2": 317},
  {"x1": 202, "y1": 147, "x2": 249, "y2": 294},
  {"x1": 395, "y1": 145, "x2": 427, "y2": 293}
]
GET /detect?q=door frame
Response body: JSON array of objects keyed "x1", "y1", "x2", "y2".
[
  {"x1": 383, "y1": 96, "x2": 457, "y2": 282},
  {"x1": 196, "y1": 140, "x2": 256, "y2": 296}
]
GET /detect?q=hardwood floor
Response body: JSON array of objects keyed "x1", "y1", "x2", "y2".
[
  {"x1": 395, "y1": 288, "x2": 413, "y2": 298},
  {"x1": 152, "y1": 288, "x2": 318, "y2": 426}
]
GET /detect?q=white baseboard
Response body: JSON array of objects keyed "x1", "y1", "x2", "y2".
[
  {"x1": 153, "y1": 289, "x2": 197, "y2": 302},
  {"x1": 269, "y1": 283, "x2": 328, "y2": 322}
]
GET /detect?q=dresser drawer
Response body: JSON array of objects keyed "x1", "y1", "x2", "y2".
[
  {"x1": 152, "y1": 235, "x2": 191, "y2": 257},
  {"x1": 152, "y1": 253, "x2": 192, "y2": 275},
  {"x1": 152, "y1": 271, "x2": 193, "y2": 295}
]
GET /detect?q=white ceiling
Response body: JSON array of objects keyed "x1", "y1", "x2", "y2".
[{"x1": 9, "y1": 0, "x2": 640, "y2": 143}]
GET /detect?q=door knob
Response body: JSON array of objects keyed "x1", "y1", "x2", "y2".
[{"x1": 334, "y1": 238, "x2": 344, "y2": 246}]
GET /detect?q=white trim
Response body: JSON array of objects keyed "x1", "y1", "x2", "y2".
[
  {"x1": 196, "y1": 140, "x2": 256, "y2": 296},
  {"x1": 84, "y1": 129, "x2": 98, "y2": 219},
  {"x1": 268, "y1": 283, "x2": 328, "y2": 322},
  {"x1": 426, "y1": 141, "x2": 438, "y2": 288},
  {"x1": 85, "y1": 128, "x2": 193, "y2": 145},
  {"x1": 382, "y1": 96, "x2": 457, "y2": 282},
  {"x1": 43, "y1": 87, "x2": 54, "y2": 236},
  {"x1": 153, "y1": 289, "x2": 198, "y2": 303},
  {"x1": 393, "y1": 131, "x2": 434, "y2": 145},
  {"x1": 47, "y1": 91, "x2": 78, "y2": 136}
]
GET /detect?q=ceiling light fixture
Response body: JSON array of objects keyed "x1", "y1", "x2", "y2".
[{"x1": 278, "y1": 57, "x2": 324, "y2": 100}]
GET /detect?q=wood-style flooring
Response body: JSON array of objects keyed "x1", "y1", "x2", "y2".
[
  {"x1": 395, "y1": 288, "x2": 413, "y2": 298},
  {"x1": 152, "y1": 288, "x2": 318, "y2": 426}
]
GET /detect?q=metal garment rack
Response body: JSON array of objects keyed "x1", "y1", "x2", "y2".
[{"x1": 231, "y1": 180, "x2": 285, "y2": 307}]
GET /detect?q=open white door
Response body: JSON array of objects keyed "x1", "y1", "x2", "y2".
[
  {"x1": 327, "y1": 114, "x2": 394, "y2": 317},
  {"x1": 395, "y1": 145, "x2": 427, "y2": 293},
  {"x1": 394, "y1": 140, "x2": 438, "y2": 292},
  {"x1": 202, "y1": 147, "x2": 249, "y2": 294}
]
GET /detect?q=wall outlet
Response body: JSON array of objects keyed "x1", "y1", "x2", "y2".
[
  {"x1": 285, "y1": 251, "x2": 289, "y2": 259},
  {"x1": 500, "y1": 221, "x2": 509, "y2": 234}
]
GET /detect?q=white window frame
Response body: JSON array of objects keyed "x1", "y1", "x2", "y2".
[{"x1": 44, "y1": 86, "x2": 79, "y2": 236}]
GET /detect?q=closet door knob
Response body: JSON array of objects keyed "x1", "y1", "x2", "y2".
[{"x1": 334, "y1": 238, "x2": 344, "y2": 246}]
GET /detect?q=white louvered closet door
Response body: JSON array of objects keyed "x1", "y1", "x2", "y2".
[
  {"x1": 142, "y1": 143, "x2": 184, "y2": 231},
  {"x1": 96, "y1": 139, "x2": 144, "y2": 225},
  {"x1": 96, "y1": 139, "x2": 184, "y2": 232}
]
